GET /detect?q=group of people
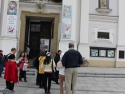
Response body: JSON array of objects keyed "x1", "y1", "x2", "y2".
[
  {"x1": 34, "y1": 42, "x2": 83, "y2": 94},
  {"x1": 0, "y1": 46, "x2": 30, "y2": 92},
  {"x1": 0, "y1": 42, "x2": 83, "y2": 94}
]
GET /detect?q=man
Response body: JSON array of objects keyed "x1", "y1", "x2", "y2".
[
  {"x1": 0, "y1": 50, "x2": 3, "y2": 77},
  {"x1": 26, "y1": 45, "x2": 30, "y2": 59},
  {"x1": 62, "y1": 43, "x2": 83, "y2": 94},
  {"x1": 54, "y1": 50, "x2": 62, "y2": 84}
]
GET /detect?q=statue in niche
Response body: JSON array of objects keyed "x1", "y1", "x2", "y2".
[{"x1": 99, "y1": 0, "x2": 108, "y2": 9}]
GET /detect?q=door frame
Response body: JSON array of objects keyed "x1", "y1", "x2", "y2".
[{"x1": 20, "y1": 11, "x2": 59, "y2": 58}]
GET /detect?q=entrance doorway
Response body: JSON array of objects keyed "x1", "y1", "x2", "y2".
[{"x1": 25, "y1": 17, "x2": 54, "y2": 58}]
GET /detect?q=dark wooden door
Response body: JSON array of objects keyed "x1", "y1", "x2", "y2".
[{"x1": 30, "y1": 33, "x2": 40, "y2": 58}]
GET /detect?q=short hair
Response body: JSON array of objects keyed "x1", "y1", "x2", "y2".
[
  {"x1": 69, "y1": 42, "x2": 74, "y2": 48},
  {"x1": 8, "y1": 54, "x2": 15, "y2": 59},
  {"x1": 58, "y1": 50, "x2": 62, "y2": 53},
  {"x1": 11, "y1": 48, "x2": 16, "y2": 51}
]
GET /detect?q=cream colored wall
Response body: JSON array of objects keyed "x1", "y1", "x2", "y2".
[{"x1": 88, "y1": 60, "x2": 116, "y2": 68}]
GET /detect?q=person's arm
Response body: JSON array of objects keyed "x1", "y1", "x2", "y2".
[
  {"x1": 62, "y1": 52, "x2": 67, "y2": 67},
  {"x1": 79, "y1": 52, "x2": 83, "y2": 64}
]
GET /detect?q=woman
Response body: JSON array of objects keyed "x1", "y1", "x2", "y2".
[
  {"x1": 0, "y1": 50, "x2": 3, "y2": 77},
  {"x1": 42, "y1": 54, "x2": 56, "y2": 94},
  {"x1": 38, "y1": 51, "x2": 46, "y2": 88},
  {"x1": 18, "y1": 52, "x2": 28, "y2": 82},
  {"x1": 4, "y1": 54, "x2": 18, "y2": 91},
  {"x1": 57, "y1": 53, "x2": 65, "y2": 94}
]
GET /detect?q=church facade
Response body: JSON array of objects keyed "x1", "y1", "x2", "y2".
[{"x1": 0, "y1": 0, "x2": 124, "y2": 68}]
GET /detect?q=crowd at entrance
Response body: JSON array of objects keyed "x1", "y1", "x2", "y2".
[{"x1": 0, "y1": 42, "x2": 83, "y2": 94}]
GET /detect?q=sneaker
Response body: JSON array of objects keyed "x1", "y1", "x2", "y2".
[
  {"x1": 24, "y1": 80, "x2": 27, "y2": 82},
  {"x1": 48, "y1": 91, "x2": 51, "y2": 94},
  {"x1": 45, "y1": 91, "x2": 47, "y2": 94}
]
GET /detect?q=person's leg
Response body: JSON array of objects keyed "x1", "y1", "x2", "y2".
[
  {"x1": 48, "y1": 73, "x2": 52, "y2": 93},
  {"x1": 44, "y1": 73, "x2": 48, "y2": 93},
  {"x1": 72, "y1": 68, "x2": 78, "y2": 94},
  {"x1": 65, "y1": 68, "x2": 73, "y2": 94},
  {"x1": 39, "y1": 74, "x2": 42, "y2": 88},
  {"x1": 19, "y1": 69, "x2": 22, "y2": 81},
  {"x1": 59, "y1": 74, "x2": 64, "y2": 94},
  {"x1": 9, "y1": 82, "x2": 14, "y2": 91},
  {"x1": 23, "y1": 71, "x2": 27, "y2": 82},
  {"x1": 0, "y1": 64, "x2": 2, "y2": 77},
  {"x1": 41, "y1": 74, "x2": 44, "y2": 87},
  {"x1": 6, "y1": 81, "x2": 9, "y2": 89},
  {"x1": 55, "y1": 70, "x2": 59, "y2": 84},
  {"x1": 36, "y1": 72, "x2": 39, "y2": 85}
]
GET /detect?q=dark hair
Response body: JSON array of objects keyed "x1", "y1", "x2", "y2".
[
  {"x1": 58, "y1": 50, "x2": 62, "y2": 53},
  {"x1": 43, "y1": 56, "x2": 51, "y2": 65},
  {"x1": 69, "y1": 42, "x2": 74, "y2": 48},
  {"x1": 39, "y1": 51, "x2": 46, "y2": 56},
  {"x1": 10, "y1": 1, "x2": 17, "y2": 7},
  {"x1": 8, "y1": 54, "x2": 15, "y2": 59},
  {"x1": 11, "y1": 48, "x2": 16, "y2": 51},
  {"x1": 19, "y1": 51, "x2": 25, "y2": 57}
]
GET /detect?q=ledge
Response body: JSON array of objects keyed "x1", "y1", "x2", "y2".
[{"x1": 96, "y1": 8, "x2": 112, "y2": 15}]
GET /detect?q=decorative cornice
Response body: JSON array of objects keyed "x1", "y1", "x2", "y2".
[
  {"x1": 96, "y1": 8, "x2": 112, "y2": 15},
  {"x1": 19, "y1": 2, "x2": 62, "y2": 10},
  {"x1": 89, "y1": 15, "x2": 118, "y2": 23}
]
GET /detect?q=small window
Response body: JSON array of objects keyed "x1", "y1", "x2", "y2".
[
  {"x1": 98, "y1": 32, "x2": 109, "y2": 39},
  {"x1": 119, "y1": 51, "x2": 124, "y2": 59},
  {"x1": 30, "y1": 23, "x2": 40, "y2": 32}
]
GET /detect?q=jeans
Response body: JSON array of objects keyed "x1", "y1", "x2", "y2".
[
  {"x1": 59, "y1": 74, "x2": 65, "y2": 94},
  {"x1": 19, "y1": 69, "x2": 26, "y2": 81},
  {"x1": 6, "y1": 81, "x2": 14, "y2": 91},
  {"x1": 44, "y1": 73, "x2": 52, "y2": 92}
]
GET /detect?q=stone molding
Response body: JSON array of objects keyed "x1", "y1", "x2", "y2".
[
  {"x1": 96, "y1": 8, "x2": 112, "y2": 15},
  {"x1": 89, "y1": 15, "x2": 118, "y2": 23}
]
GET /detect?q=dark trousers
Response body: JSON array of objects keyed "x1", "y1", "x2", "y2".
[
  {"x1": 55, "y1": 70, "x2": 59, "y2": 83},
  {"x1": 19, "y1": 69, "x2": 26, "y2": 81},
  {"x1": 44, "y1": 73, "x2": 52, "y2": 92},
  {"x1": 6, "y1": 81, "x2": 14, "y2": 91},
  {"x1": 36, "y1": 72, "x2": 39, "y2": 84},
  {"x1": 0, "y1": 64, "x2": 3, "y2": 77},
  {"x1": 39, "y1": 74, "x2": 44, "y2": 87}
]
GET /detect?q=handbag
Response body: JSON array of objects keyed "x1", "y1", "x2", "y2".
[
  {"x1": 57, "y1": 61, "x2": 63, "y2": 68},
  {"x1": 51, "y1": 59, "x2": 57, "y2": 82},
  {"x1": 3, "y1": 88, "x2": 13, "y2": 94}
]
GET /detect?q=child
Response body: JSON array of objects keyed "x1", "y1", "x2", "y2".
[
  {"x1": 4, "y1": 54, "x2": 18, "y2": 91},
  {"x1": 7, "y1": 1, "x2": 17, "y2": 15}
]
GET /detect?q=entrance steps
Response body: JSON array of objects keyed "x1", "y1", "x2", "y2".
[{"x1": 2, "y1": 67, "x2": 125, "y2": 78}]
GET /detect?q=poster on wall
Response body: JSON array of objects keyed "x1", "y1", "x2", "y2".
[
  {"x1": 62, "y1": 5, "x2": 72, "y2": 39},
  {"x1": 91, "y1": 49, "x2": 98, "y2": 57},
  {"x1": 40, "y1": 39, "x2": 49, "y2": 51},
  {"x1": 107, "y1": 50, "x2": 115, "y2": 58},
  {"x1": 6, "y1": 0, "x2": 18, "y2": 35},
  {"x1": 99, "y1": 50, "x2": 106, "y2": 57}
]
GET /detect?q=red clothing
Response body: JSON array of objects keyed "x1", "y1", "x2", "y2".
[
  {"x1": 4, "y1": 61, "x2": 18, "y2": 83},
  {"x1": 19, "y1": 57, "x2": 28, "y2": 69}
]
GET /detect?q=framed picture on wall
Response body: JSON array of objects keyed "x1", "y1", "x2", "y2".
[
  {"x1": 107, "y1": 50, "x2": 115, "y2": 58},
  {"x1": 40, "y1": 39, "x2": 49, "y2": 51},
  {"x1": 90, "y1": 49, "x2": 99, "y2": 57},
  {"x1": 99, "y1": 50, "x2": 106, "y2": 57}
]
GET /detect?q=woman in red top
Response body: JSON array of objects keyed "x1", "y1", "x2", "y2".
[
  {"x1": 18, "y1": 52, "x2": 28, "y2": 82},
  {"x1": 4, "y1": 54, "x2": 18, "y2": 91}
]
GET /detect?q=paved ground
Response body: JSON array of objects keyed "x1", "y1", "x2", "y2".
[{"x1": 1, "y1": 67, "x2": 125, "y2": 94}]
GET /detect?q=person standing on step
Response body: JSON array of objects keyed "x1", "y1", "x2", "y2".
[
  {"x1": 38, "y1": 51, "x2": 46, "y2": 88},
  {"x1": 54, "y1": 50, "x2": 62, "y2": 84},
  {"x1": 0, "y1": 50, "x2": 3, "y2": 77},
  {"x1": 62, "y1": 42, "x2": 83, "y2": 94},
  {"x1": 18, "y1": 52, "x2": 28, "y2": 82}
]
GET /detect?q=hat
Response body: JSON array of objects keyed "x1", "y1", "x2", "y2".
[
  {"x1": 0, "y1": 50, "x2": 3, "y2": 52},
  {"x1": 39, "y1": 51, "x2": 46, "y2": 56},
  {"x1": 8, "y1": 54, "x2": 15, "y2": 59}
]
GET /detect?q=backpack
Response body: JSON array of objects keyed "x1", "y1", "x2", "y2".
[
  {"x1": 1, "y1": 53, "x2": 11, "y2": 67},
  {"x1": 33, "y1": 57, "x2": 39, "y2": 69}
]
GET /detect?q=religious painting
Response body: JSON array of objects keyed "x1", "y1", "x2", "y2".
[
  {"x1": 63, "y1": 5, "x2": 72, "y2": 18},
  {"x1": 99, "y1": 0, "x2": 109, "y2": 9},
  {"x1": 7, "y1": 0, "x2": 17, "y2": 15},
  {"x1": 40, "y1": 39, "x2": 49, "y2": 51}
]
